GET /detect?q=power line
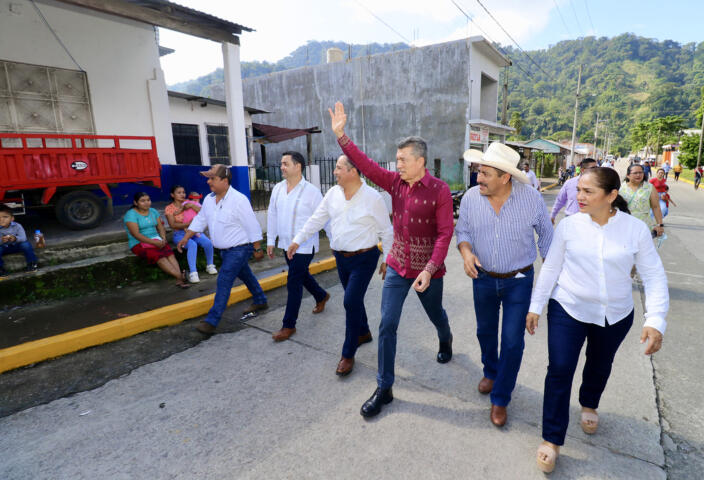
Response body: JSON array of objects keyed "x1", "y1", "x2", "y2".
[
  {"x1": 583, "y1": 0, "x2": 595, "y2": 32},
  {"x1": 352, "y1": 0, "x2": 412, "y2": 45},
  {"x1": 552, "y1": 0, "x2": 571, "y2": 36},
  {"x1": 568, "y1": 0, "x2": 584, "y2": 36},
  {"x1": 473, "y1": 0, "x2": 553, "y2": 78},
  {"x1": 449, "y1": 0, "x2": 535, "y2": 79}
]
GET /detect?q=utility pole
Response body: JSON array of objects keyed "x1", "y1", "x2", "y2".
[
  {"x1": 697, "y1": 125, "x2": 703, "y2": 169},
  {"x1": 569, "y1": 64, "x2": 582, "y2": 167},
  {"x1": 501, "y1": 66, "x2": 509, "y2": 126},
  {"x1": 593, "y1": 112, "x2": 599, "y2": 158}
]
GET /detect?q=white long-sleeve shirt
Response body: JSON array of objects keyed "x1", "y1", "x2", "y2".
[
  {"x1": 526, "y1": 169, "x2": 541, "y2": 190},
  {"x1": 266, "y1": 178, "x2": 323, "y2": 254},
  {"x1": 293, "y1": 182, "x2": 393, "y2": 261},
  {"x1": 188, "y1": 186, "x2": 262, "y2": 249},
  {"x1": 529, "y1": 211, "x2": 669, "y2": 334}
]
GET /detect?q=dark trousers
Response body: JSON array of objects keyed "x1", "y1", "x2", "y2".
[
  {"x1": 542, "y1": 299, "x2": 633, "y2": 445},
  {"x1": 0, "y1": 241, "x2": 38, "y2": 269},
  {"x1": 377, "y1": 266, "x2": 452, "y2": 389},
  {"x1": 333, "y1": 248, "x2": 380, "y2": 359},
  {"x1": 472, "y1": 267, "x2": 534, "y2": 407},
  {"x1": 282, "y1": 249, "x2": 327, "y2": 329}
]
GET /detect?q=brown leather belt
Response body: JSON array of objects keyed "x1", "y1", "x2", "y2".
[
  {"x1": 334, "y1": 246, "x2": 377, "y2": 258},
  {"x1": 479, "y1": 264, "x2": 533, "y2": 279}
]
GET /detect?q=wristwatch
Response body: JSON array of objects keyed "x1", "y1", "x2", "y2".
[
  {"x1": 254, "y1": 247, "x2": 263, "y2": 253},
  {"x1": 658, "y1": 224, "x2": 664, "y2": 227}
]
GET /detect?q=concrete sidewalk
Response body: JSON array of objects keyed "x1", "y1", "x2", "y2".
[{"x1": 0, "y1": 244, "x2": 665, "y2": 479}]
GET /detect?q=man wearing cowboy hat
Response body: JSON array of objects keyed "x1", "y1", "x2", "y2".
[{"x1": 456, "y1": 141, "x2": 553, "y2": 427}]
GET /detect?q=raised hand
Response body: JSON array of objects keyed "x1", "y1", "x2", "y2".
[{"x1": 328, "y1": 101, "x2": 347, "y2": 138}]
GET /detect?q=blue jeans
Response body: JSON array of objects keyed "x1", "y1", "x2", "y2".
[
  {"x1": 204, "y1": 244, "x2": 267, "y2": 327},
  {"x1": 542, "y1": 300, "x2": 633, "y2": 445},
  {"x1": 0, "y1": 241, "x2": 38, "y2": 269},
  {"x1": 334, "y1": 248, "x2": 380, "y2": 358},
  {"x1": 172, "y1": 230, "x2": 214, "y2": 273},
  {"x1": 472, "y1": 267, "x2": 534, "y2": 407},
  {"x1": 282, "y1": 249, "x2": 327, "y2": 328},
  {"x1": 377, "y1": 266, "x2": 452, "y2": 389}
]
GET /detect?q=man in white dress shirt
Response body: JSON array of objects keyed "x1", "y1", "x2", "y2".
[
  {"x1": 523, "y1": 162, "x2": 541, "y2": 190},
  {"x1": 267, "y1": 151, "x2": 330, "y2": 342},
  {"x1": 177, "y1": 164, "x2": 268, "y2": 335},
  {"x1": 288, "y1": 155, "x2": 393, "y2": 376}
]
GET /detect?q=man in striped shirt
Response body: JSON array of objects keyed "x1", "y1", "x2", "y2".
[{"x1": 456, "y1": 142, "x2": 553, "y2": 427}]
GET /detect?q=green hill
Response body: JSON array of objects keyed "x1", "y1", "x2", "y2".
[{"x1": 169, "y1": 34, "x2": 704, "y2": 156}]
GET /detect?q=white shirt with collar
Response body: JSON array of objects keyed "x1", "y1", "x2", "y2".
[
  {"x1": 529, "y1": 210, "x2": 669, "y2": 333},
  {"x1": 293, "y1": 182, "x2": 393, "y2": 260},
  {"x1": 526, "y1": 169, "x2": 541, "y2": 190},
  {"x1": 267, "y1": 178, "x2": 323, "y2": 254},
  {"x1": 189, "y1": 186, "x2": 262, "y2": 249}
]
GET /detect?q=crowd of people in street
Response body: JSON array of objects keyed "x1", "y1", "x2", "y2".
[{"x1": 2, "y1": 99, "x2": 682, "y2": 474}]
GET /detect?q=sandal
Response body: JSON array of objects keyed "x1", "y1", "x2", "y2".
[
  {"x1": 536, "y1": 442, "x2": 559, "y2": 473},
  {"x1": 581, "y1": 409, "x2": 599, "y2": 434}
]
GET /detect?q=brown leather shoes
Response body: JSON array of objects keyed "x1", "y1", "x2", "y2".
[
  {"x1": 358, "y1": 332, "x2": 373, "y2": 346},
  {"x1": 490, "y1": 404, "x2": 507, "y2": 427},
  {"x1": 272, "y1": 327, "x2": 296, "y2": 342},
  {"x1": 312, "y1": 293, "x2": 330, "y2": 314},
  {"x1": 336, "y1": 357, "x2": 354, "y2": 376},
  {"x1": 244, "y1": 303, "x2": 269, "y2": 314},
  {"x1": 195, "y1": 320, "x2": 215, "y2": 334},
  {"x1": 478, "y1": 377, "x2": 494, "y2": 395}
]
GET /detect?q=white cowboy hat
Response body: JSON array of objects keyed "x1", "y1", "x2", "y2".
[{"x1": 463, "y1": 142, "x2": 530, "y2": 184}]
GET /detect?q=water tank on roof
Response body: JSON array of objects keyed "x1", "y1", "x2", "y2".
[{"x1": 327, "y1": 48, "x2": 344, "y2": 64}]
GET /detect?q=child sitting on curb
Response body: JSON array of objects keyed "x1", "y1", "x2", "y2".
[{"x1": 0, "y1": 204, "x2": 39, "y2": 276}]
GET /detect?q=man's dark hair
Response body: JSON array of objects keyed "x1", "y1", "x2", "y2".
[
  {"x1": 581, "y1": 157, "x2": 597, "y2": 168},
  {"x1": 282, "y1": 151, "x2": 306, "y2": 169},
  {"x1": 397, "y1": 136, "x2": 427, "y2": 165},
  {"x1": 0, "y1": 204, "x2": 13, "y2": 215}
]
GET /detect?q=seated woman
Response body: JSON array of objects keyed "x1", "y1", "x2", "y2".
[
  {"x1": 164, "y1": 185, "x2": 216, "y2": 283},
  {"x1": 124, "y1": 191, "x2": 189, "y2": 288}
]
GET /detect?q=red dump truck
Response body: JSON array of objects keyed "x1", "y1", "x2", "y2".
[{"x1": 0, "y1": 133, "x2": 161, "y2": 229}]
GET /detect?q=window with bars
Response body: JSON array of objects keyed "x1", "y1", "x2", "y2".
[
  {"x1": 172, "y1": 123, "x2": 202, "y2": 165},
  {"x1": 0, "y1": 59, "x2": 95, "y2": 134},
  {"x1": 206, "y1": 124, "x2": 230, "y2": 165}
]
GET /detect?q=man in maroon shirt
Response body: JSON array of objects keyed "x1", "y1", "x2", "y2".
[{"x1": 329, "y1": 101, "x2": 454, "y2": 418}]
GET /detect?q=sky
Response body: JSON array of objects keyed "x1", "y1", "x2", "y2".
[{"x1": 159, "y1": 0, "x2": 704, "y2": 85}]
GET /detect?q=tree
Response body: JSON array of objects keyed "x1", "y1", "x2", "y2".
[
  {"x1": 678, "y1": 133, "x2": 701, "y2": 168},
  {"x1": 509, "y1": 111, "x2": 523, "y2": 136}
]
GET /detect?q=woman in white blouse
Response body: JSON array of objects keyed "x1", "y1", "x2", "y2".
[{"x1": 526, "y1": 167, "x2": 668, "y2": 473}]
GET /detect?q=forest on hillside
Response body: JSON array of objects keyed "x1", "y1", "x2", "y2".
[{"x1": 170, "y1": 34, "x2": 704, "y2": 156}]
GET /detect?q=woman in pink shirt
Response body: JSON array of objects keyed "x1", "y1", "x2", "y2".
[{"x1": 165, "y1": 185, "x2": 217, "y2": 283}]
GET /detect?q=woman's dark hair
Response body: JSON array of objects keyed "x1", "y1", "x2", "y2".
[
  {"x1": 582, "y1": 167, "x2": 630, "y2": 214},
  {"x1": 170, "y1": 184, "x2": 184, "y2": 196},
  {"x1": 132, "y1": 191, "x2": 150, "y2": 207},
  {"x1": 624, "y1": 163, "x2": 644, "y2": 183}
]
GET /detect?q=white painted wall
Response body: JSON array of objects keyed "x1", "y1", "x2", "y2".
[
  {"x1": 469, "y1": 43, "x2": 502, "y2": 122},
  {"x1": 0, "y1": 0, "x2": 176, "y2": 163}
]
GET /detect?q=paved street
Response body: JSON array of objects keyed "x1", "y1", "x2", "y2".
[{"x1": 1, "y1": 180, "x2": 702, "y2": 479}]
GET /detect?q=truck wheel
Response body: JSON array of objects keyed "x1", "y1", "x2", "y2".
[{"x1": 55, "y1": 191, "x2": 106, "y2": 229}]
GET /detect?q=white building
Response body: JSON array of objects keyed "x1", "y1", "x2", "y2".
[{"x1": 0, "y1": 0, "x2": 254, "y2": 194}]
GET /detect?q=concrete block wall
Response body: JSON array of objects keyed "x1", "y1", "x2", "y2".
[{"x1": 243, "y1": 39, "x2": 484, "y2": 185}]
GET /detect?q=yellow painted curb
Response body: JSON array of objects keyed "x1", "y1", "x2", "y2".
[
  {"x1": 540, "y1": 181, "x2": 560, "y2": 192},
  {"x1": 0, "y1": 256, "x2": 338, "y2": 374}
]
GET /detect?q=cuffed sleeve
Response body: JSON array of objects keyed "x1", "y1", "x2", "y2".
[
  {"x1": 455, "y1": 193, "x2": 473, "y2": 246},
  {"x1": 293, "y1": 192, "x2": 331, "y2": 246},
  {"x1": 266, "y1": 183, "x2": 279, "y2": 246}
]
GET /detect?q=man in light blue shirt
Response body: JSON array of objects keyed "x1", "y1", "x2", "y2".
[{"x1": 457, "y1": 142, "x2": 552, "y2": 427}]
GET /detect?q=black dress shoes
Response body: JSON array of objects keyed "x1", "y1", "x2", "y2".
[
  {"x1": 437, "y1": 334, "x2": 453, "y2": 363},
  {"x1": 360, "y1": 387, "x2": 393, "y2": 418}
]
